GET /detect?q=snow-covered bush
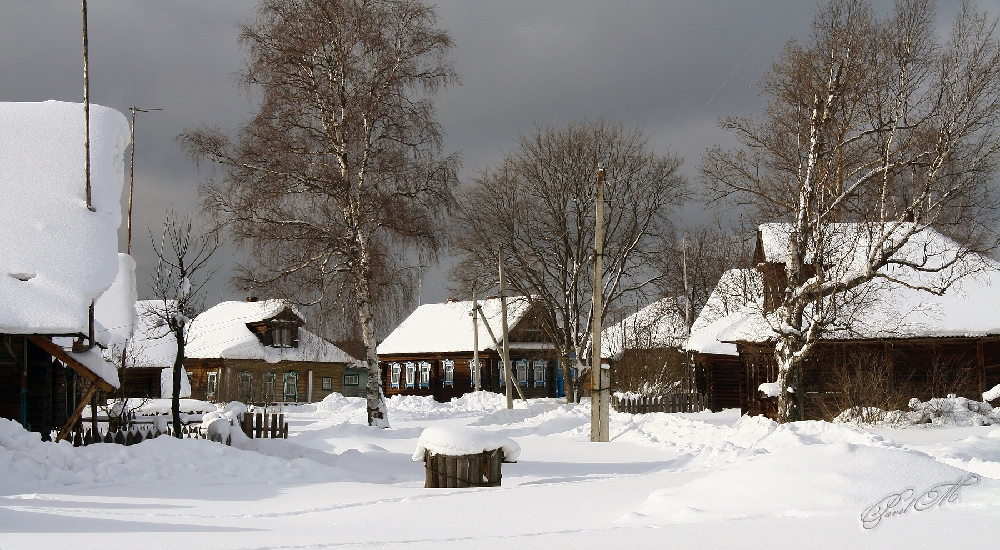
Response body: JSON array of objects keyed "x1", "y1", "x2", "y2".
[
  {"x1": 906, "y1": 395, "x2": 1000, "y2": 426},
  {"x1": 834, "y1": 395, "x2": 1000, "y2": 427}
]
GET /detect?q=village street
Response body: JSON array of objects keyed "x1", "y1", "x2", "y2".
[{"x1": 1, "y1": 394, "x2": 997, "y2": 549}]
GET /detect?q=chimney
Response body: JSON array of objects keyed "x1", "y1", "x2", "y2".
[{"x1": 247, "y1": 296, "x2": 259, "y2": 302}]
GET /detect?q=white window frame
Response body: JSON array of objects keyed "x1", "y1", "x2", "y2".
[
  {"x1": 237, "y1": 370, "x2": 253, "y2": 403},
  {"x1": 443, "y1": 359, "x2": 455, "y2": 387},
  {"x1": 321, "y1": 376, "x2": 333, "y2": 391},
  {"x1": 262, "y1": 371, "x2": 276, "y2": 402},
  {"x1": 533, "y1": 360, "x2": 546, "y2": 387},
  {"x1": 343, "y1": 373, "x2": 360, "y2": 386},
  {"x1": 391, "y1": 363, "x2": 401, "y2": 388},
  {"x1": 516, "y1": 359, "x2": 529, "y2": 385},
  {"x1": 283, "y1": 371, "x2": 299, "y2": 401},
  {"x1": 499, "y1": 360, "x2": 506, "y2": 386},
  {"x1": 405, "y1": 362, "x2": 416, "y2": 388},
  {"x1": 206, "y1": 371, "x2": 218, "y2": 399},
  {"x1": 419, "y1": 361, "x2": 431, "y2": 388}
]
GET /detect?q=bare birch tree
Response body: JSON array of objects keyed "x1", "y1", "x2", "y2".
[
  {"x1": 148, "y1": 212, "x2": 219, "y2": 437},
  {"x1": 701, "y1": 0, "x2": 1000, "y2": 421},
  {"x1": 451, "y1": 120, "x2": 688, "y2": 402},
  {"x1": 178, "y1": 0, "x2": 459, "y2": 427}
]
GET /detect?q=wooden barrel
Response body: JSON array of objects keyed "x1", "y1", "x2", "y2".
[{"x1": 423, "y1": 448, "x2": 506, "y2": 488}]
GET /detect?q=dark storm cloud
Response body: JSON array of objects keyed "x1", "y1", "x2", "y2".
[{"x1": 1, "y1": 0, "x2": 995, "y2": 306}]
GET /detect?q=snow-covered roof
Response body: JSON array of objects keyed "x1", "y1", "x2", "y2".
[
  {"x1": 0, "y1": 101, "x2": 130, "y2": 335},
  {"x1": 94, "y1": 254, "x2": 137, "y2": 348},
  {"x1": 724, "y1": 225, "x2": 1000, "y2": 343},
  {"x1": 131, "y1": 299, "x2": 358, "y2": 367},
  {"x1": 602, "y1": 297, "x2": 687, "y2": 360},
  {"x1": 686, "y1": 269, "x2": 763, "y2": 356},
  {"x1": 185, "y1": 300, "x2": 358, "y2": 364},
  {"x1": 378, "y1": 297, "x2": 533, "y2": 356}
]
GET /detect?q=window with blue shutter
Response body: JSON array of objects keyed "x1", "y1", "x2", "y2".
[
  {"x1": 419, "y1": 361, "x2": 431, "y2": 388},
  {"x1": 405, "y1": 362, "x2": 416, "y2": 388},
  {"x1": 443, "y1": 359, "x2": 455, "y2": 387},
  {"x1": 390, "y1": 363, "x2": 401, "y2": 388},
  {"x1": 515, "y1": 359, "x2": 528, "y2": 385},
  {"x1": 533, "y1": 360, "x2": 546, "y2": 387}
]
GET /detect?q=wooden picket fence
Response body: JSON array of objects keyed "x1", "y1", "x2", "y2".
[
  {"x1": 237, "y1": 411, "x2": 289, "y2": 439},
  {"x1": 65, "y1": 410, "x2": 288, "y2": 446},
  {"x1": 611, "y1": 393, "x2": 707, "y2": 414},
  {"x1": 66, "y1": 424, "x2": 231, "y2": 447}
]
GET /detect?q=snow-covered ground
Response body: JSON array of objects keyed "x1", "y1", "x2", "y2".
[{"x1": 1, "y1": 393, "x2": 998, "y2": 548}]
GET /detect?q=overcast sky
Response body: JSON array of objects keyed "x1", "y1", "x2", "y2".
[{"x1": 2, "y1": 0, "x2": 996, "y2": 310}]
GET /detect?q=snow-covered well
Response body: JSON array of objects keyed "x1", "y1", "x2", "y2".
[
  {"x1": 412, "y1": 426, "x2": 521, "y2": 462},
  {"x1": 0, "y1": 101, "x2": 130, "y2": 335}
]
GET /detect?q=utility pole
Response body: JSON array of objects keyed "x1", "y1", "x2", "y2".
[
  {"x1": 82, "y1": 0, "x2": 99, "y2": 437},
  {"x1": 472, "y1": 285, "x2": 480, "y2": 391},
  {"x1": 82, "y1": 0, "x2": 93, "y2": 212},
  {"x1": 126, "y1": 106, "x2": 162, "y2": 254},
  {"x1": 591, "y1": 166, "x2": 610, "y2": 442},
  {"x1": 499, "y1": 246, "x2": 513, "y2": 410}
]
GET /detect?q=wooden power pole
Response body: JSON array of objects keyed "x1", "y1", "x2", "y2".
[
  {"x1": 82, "y1": 0, "x2": 93, "y2": 212},
  {"x1": 499, "y1": 246, "x2": 513, "y2": 410},
  {"x1": 126, "y1": 106, "x2": 162, "y2": 255},
  {"x1": 591, "y1": 166, "x2": 610, "y2": 442},
  {"x1": 472, "y1": 285, "x2": 481, "y2": 391}
]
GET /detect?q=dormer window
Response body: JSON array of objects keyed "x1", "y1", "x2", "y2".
[{"x1": 272, "y1": 325, "x2": 295, "y2": 348}]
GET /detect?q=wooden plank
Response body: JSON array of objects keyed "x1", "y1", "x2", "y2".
[
  {"x1": 446, "y1": 456, "x2": 457, "y2": 488},
  {"x1": 27, "y1": 335, "x2": 114, "y2": 391},
  {"x1": 255, "y1": 412, "x2": 263, "y2": 438},
  {"x1": 456, "y1": 456, "x2": 468, "y2": 488},
  {"x1": 55, "y1": 381, "x2": 100, "y2": 442},
  {"x1": 424, "y1": 450, "x2": 434, "y2": 488}
]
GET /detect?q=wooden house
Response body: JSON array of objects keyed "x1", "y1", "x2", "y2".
[
  {"x1": 721, "y1": 223, "x2": 1000, "y2": 419},
  {"x1": 0, "y1": 101, "x2": 130, "y2": 438},
  {"x1": 129, "y1": 299, "x2": 362, "y2": 405},
  {"x1": 601, "y1": 296, "x2": 689, "y2": 395},
  {"x1": 377, "y1": 297, "x2": 563, "y2": 402},
  {"x1": 685, "y1": 268, "x2": 763, "y2": 412}
]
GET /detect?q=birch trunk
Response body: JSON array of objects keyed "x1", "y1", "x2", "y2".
[{"x1": 354, "y1": 240, "x2": 389, "y2": 428}]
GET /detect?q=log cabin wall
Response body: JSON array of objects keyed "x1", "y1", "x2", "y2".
[
  {"x1": 185, "y1": 358, "x2": 346, "y2": 405},
  {"x1": 380, "y1": 349, "x2": 560, "y2": 402},
  {"x1": 0, "y1": 335, "x2": 70, "y2": 437},
  {"x1": 738, "y1": 338, "x2": 997, "y2": 420}
]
